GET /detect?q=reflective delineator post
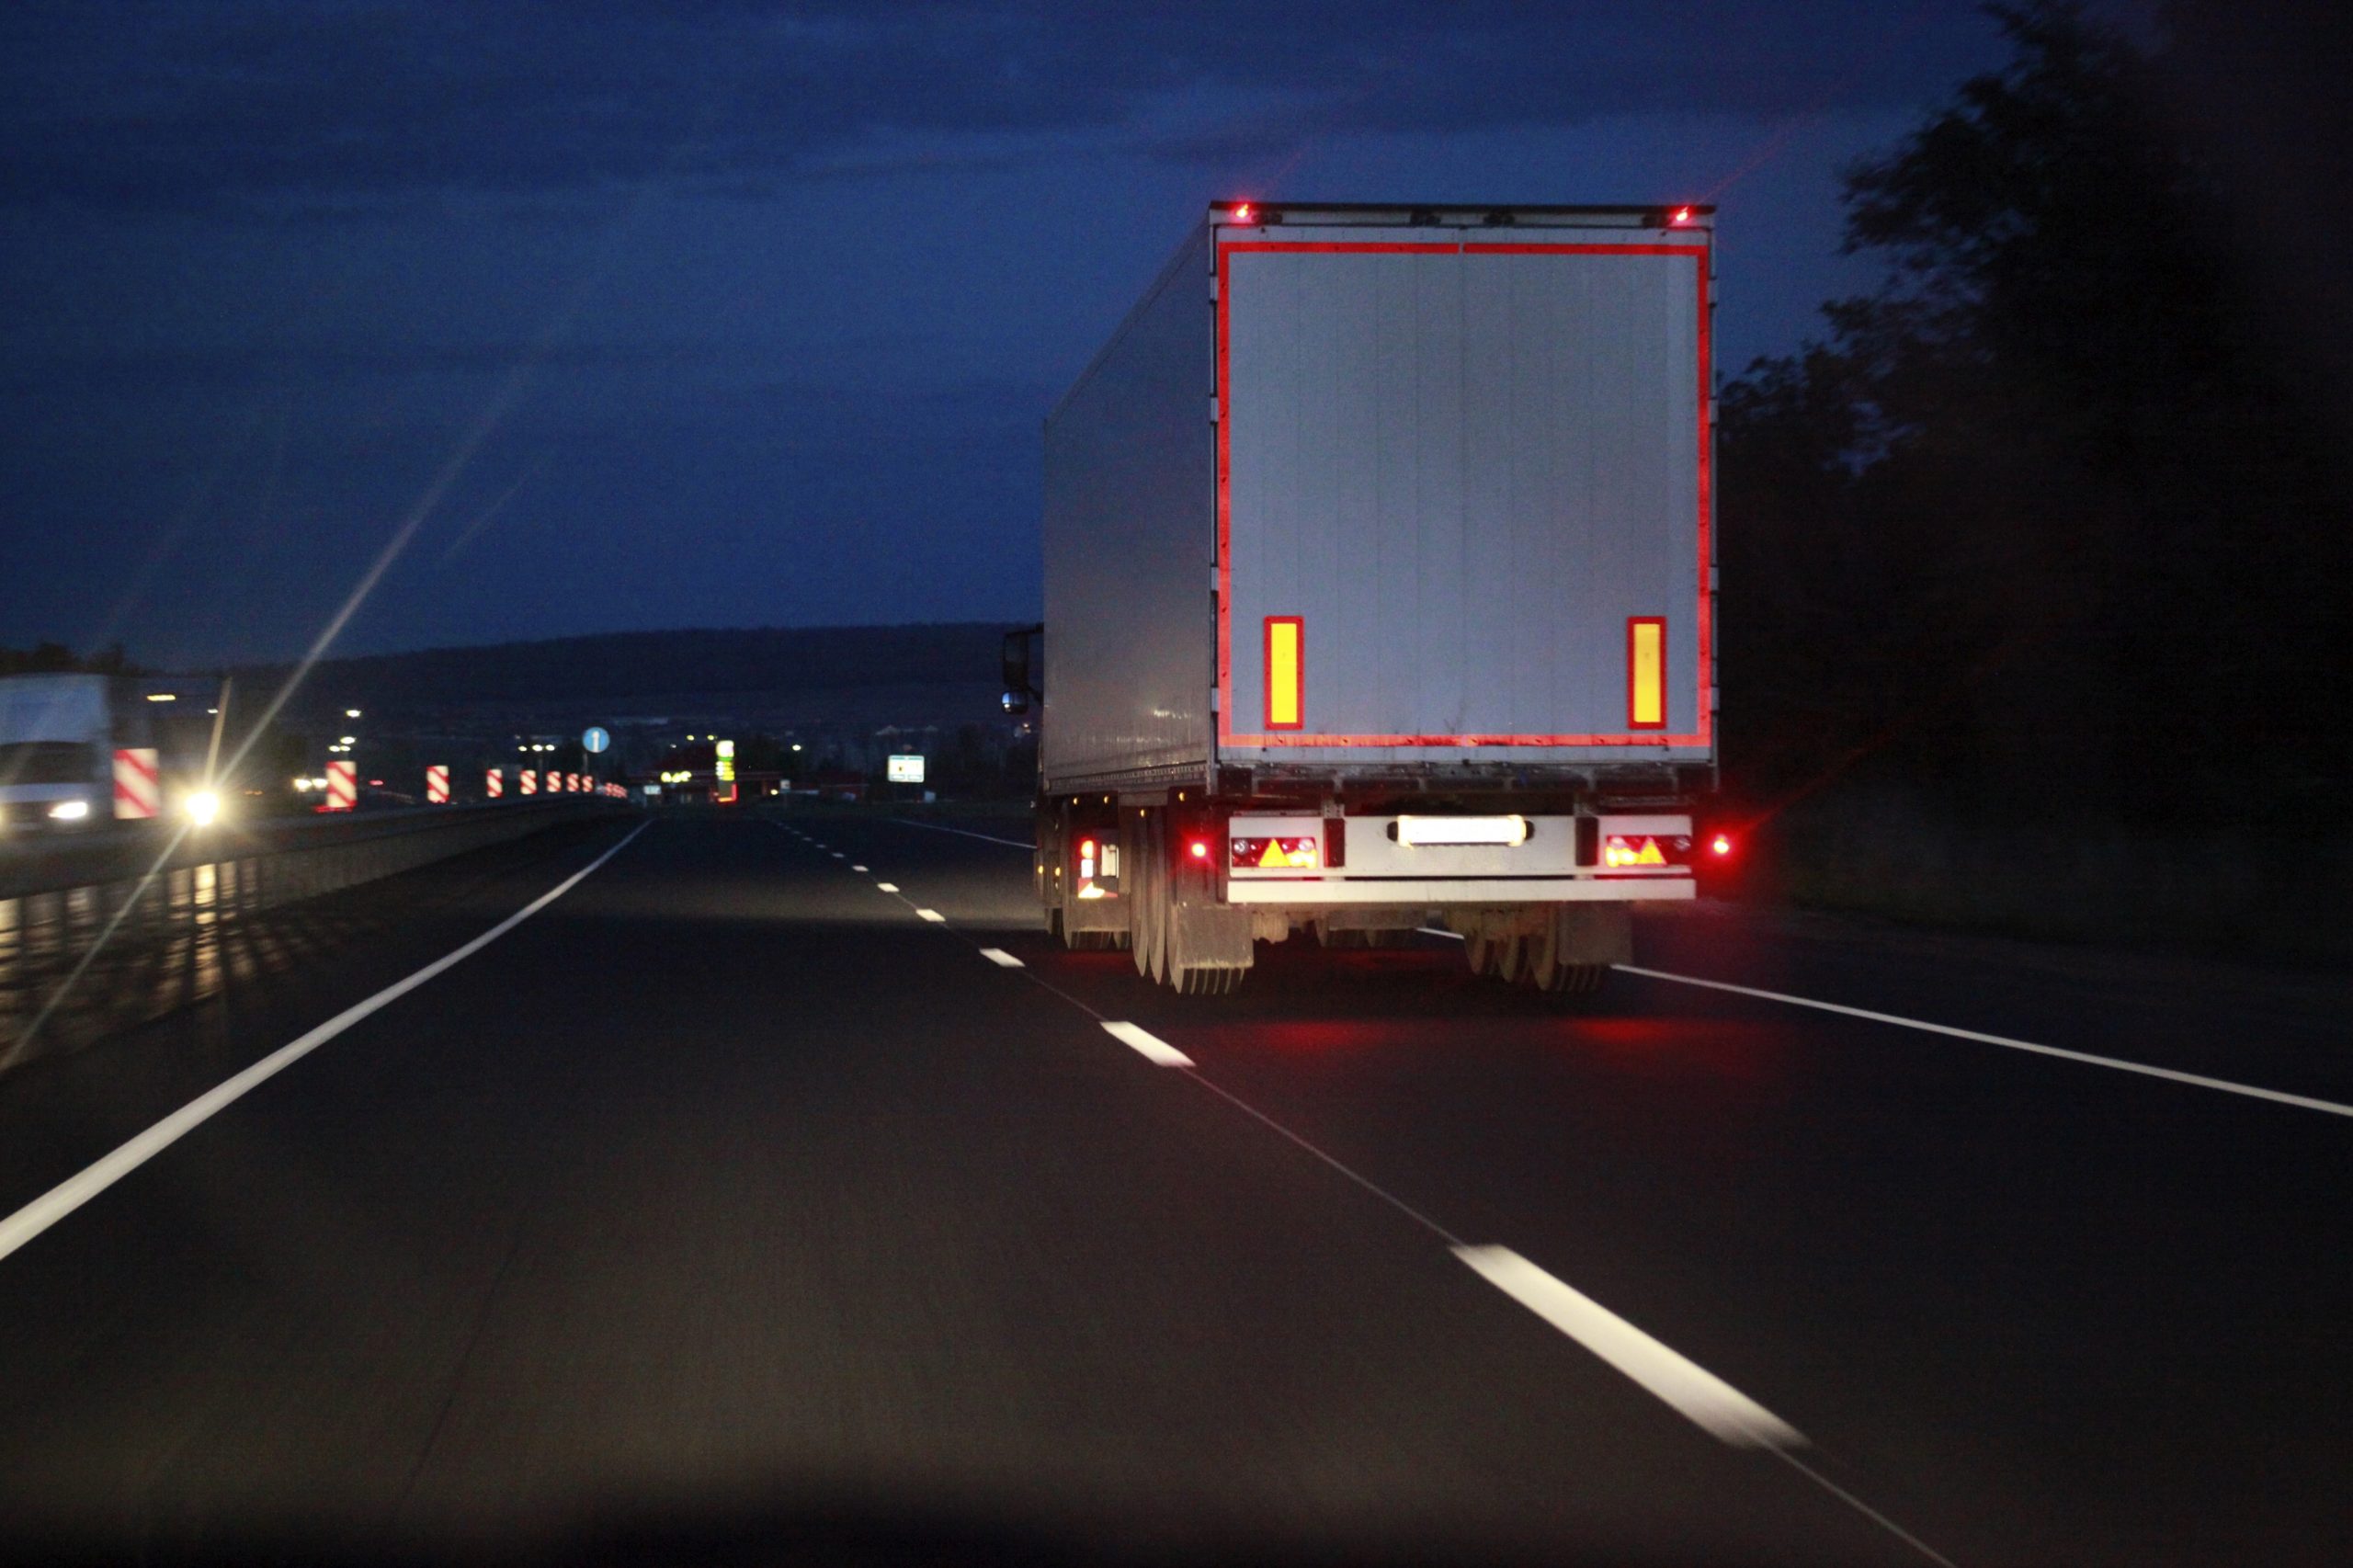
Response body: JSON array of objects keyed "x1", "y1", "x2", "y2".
[
  {"x1": 426, "y1": 765, "x2": 449, "y2": 804},
  {"x1": 520, "y1": 769, "x2": 537, "y2": 795},
  {"x1": 486, "y1": 768, "x2": 503, "y2": 799},
  {"x1": 112, "y1": 747, "x2": 160, "y2": 819},
  {"x1": 324, "y1": 759, "x2": 357, "y2": 812}
]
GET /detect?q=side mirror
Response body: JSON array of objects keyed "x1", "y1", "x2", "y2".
[{"x1": 1001, "y1": 624, "x2": 1042, "y2": 711}]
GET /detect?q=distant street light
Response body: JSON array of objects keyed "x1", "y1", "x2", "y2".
[{"x1": 346, "y1": 709, "x2": 362, "y2": 719}]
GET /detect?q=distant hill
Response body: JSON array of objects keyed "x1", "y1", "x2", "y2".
[{"x1": 234, "y1": 622, "x2": 1015, "y2": 734}]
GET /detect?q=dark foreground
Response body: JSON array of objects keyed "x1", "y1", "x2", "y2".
[{"x1": 0, "y1": 813, "x2": 2344, "y2": 1566}]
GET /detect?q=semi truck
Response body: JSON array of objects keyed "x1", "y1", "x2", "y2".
[{"x1": 1012, "y1": 201, "x2": 1718, "y2": 994}]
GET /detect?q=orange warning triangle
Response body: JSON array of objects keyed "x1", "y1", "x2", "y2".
[
  {"x1": 1258, "y1": 840, "x2": 1288, "y2": 868},
  {"x1": 1634, "y1": 838, "x2": 1666, "y2": 865}
]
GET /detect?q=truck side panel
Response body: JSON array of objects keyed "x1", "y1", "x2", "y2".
[
  {"x1": 1220, "y1": 233, "x2": 1711, "y2": 763},
  {"x1": 1040, "y1": 227, "x2": 1215, "y2": 792}
]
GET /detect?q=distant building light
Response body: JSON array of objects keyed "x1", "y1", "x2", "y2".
[{"x1": 145, "y1": 693, "x2": 176, "y2": 702}]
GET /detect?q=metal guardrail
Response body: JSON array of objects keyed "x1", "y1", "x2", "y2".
[{"x1": 0, "y1": 801, "x2": 620, "y2": 1074}]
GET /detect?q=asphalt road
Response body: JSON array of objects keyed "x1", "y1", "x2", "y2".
[{"x1": 0, "y1": 812, "x2": 2345, "y2": 1566}]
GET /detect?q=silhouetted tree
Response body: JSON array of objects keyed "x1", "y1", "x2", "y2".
[{"x1": 1721, "y1": 2, "x2": 2347, "y2": 830}]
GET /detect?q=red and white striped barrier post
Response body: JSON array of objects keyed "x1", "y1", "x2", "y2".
[
  {"x1": 324, "y1": 759, "x2": 357, "y2": 812},
  {"x1": 426, "y1": 765, "x2": 449, "y2": 804},
  {"x1": 112, "y1": 748, "x2": 160, "y2": 820},
  {"x1": 520, "y1": 769, "x2": 537, "y2": 796},
  {"x1": 486, "y1": 768, "x2": 503, "y2": 799}
]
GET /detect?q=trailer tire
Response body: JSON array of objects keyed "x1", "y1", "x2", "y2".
[
  {"x1": 1527, "y1": 904, "x2": 1630, "y2": 995},
  {"x1": 1132, "y1": 810, "x2": 1165, "y2": 983}
]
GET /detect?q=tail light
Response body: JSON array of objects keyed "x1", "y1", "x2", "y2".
[
  {"x1": 1602, "y1": 834, "x2": 1692, "y2": 869},
  {"x1": 1232, "y1": 836, "x2": 1319, "y2": 869}
]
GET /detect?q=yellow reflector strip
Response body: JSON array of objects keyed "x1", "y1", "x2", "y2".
[
  {"x1": 1266, "y1": 616, "x2": 1302, "y2": 729},
  {"x1": 1629, "y1": 618, "x2": 1665, "y2": 729}
]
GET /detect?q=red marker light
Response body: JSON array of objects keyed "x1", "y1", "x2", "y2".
[
  {"x1": 1710, "y1": 834, "x2": 1733, "y2": 857},
  {"x1": 1232, "y1": 202, "x2": 1255, "y2": 224},
  {"x1": 1188, "y1": 837, "x2": 1211, "y2": 860},
  {"x1": 1669, "y1": 206, "x2": 1695, "y2": 226}
]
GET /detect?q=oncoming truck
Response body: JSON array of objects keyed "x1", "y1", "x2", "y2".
[
  {"x1": 0, "y1": 673, "x2": 223, "y2": 833},
  {"x1": 1013, "y1": 201, "x2": 1718, "y2": 994}
]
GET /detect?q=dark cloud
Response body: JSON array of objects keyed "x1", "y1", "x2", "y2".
[
  {"x1": 1, "y1": 1, "x2": 2016, "y2": 212},
  {"x1": 0, "y1": 339, "x2": 691, "y2": 394}
]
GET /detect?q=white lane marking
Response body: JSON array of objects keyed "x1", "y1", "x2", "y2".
[
  {"x1": 979, "y1": 948, "x2": 1025, "y2": 969},
  {"x1": 915, "y1": 909, "x2": 946, "y2": 923},
  {"x1": 0, "y1": 823, "x2": 651, "y2": 1267},
  {"x1": 886, "y1": 819, "x2": 1034, "y2": 850},
  {"x1": 876, "y1": 882, "x2": 899, "y2": 892},
  {"x1": 1619, "y1": 964, "x2": 2353, "y2": 1120},
  {"x1": 1453, "y1": 1245, "x2": 1803, "y2": 1451},
  {"x1": 1416, "y1": 926, "x2": 1465, "y2": 940},
  {"x1": 851, "y1": 864, "x2": 868, "y2": 872},
  {"x1": 1101, "y1": 1021, "x2": 1193, "y2": 1068}
]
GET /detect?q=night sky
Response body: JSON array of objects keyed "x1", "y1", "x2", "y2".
[{"x1": 2, "y1": 2, "x2": 2109, "y2": 668}]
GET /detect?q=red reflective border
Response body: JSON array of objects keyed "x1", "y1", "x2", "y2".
[{"x1": 1214, "y1": 236, "x2": 1712, "y2": 749}]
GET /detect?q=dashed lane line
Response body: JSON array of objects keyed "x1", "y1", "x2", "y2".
[
  {"x1": 877, "y1": 882, "x2": 899, "y2": 893},
  {"x1": 1453, "y1": 1245, "x2": 1803, "y2": 1451},
  {"x1": 1100, "y1": 1021, "x2": 1193, "y2": 1067},
  {"x1": 915, "y1": 909, "x2": 946, "y2": 923},
  {"x1": 859, "y1": 869, "x2": 1954, "y2": 1562}
]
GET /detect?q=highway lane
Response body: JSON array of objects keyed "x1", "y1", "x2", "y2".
[
  {"x1": 1, "y1": 812, "x2": 1911, "y2": 1567},
  {"x1": 0, "y1": 810, "x2": 2344, "y2": 1563},
  {"x1": 791, "y1": 812, "x2": 2353, "y2": 1565}
]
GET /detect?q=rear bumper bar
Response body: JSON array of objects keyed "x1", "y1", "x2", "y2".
[{"x1": 1223, "y1": 877, "x2": 1694, "y2": 905}]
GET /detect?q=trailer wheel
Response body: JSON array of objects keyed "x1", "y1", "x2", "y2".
[
  {"x1": 1526, "y1": 904, "x2": 1628, "y2": 996},
  {"x1": 1489, "y1": 934, "x2": 1527, "y2": 983},
  {"x1": 1132, "y1": 810, "x2": 1165, "y2": 983}
]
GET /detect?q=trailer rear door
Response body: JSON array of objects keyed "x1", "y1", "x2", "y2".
[{"x1": 1217, "y1": 225, "x2": 1712, "y2": 765}]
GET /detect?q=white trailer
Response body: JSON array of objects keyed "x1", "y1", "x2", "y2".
[{"x1": 1015, "y1": 201, "x2": 1718, "y2": 993}]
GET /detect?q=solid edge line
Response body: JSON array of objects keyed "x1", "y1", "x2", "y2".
[
  {"x1": 1617, "y1": 964, "x2": 2353, "y2": 1119},
  {"x1": 0, "y1": 821, "x2": 652, "y2": 1266},
  {"x1": 1452, "y1": 1244, "x2": 1804, "y2": 1451},
  {"x1": 978, "y1": 949, "x2": 1025, "y2": 969},
  {"x1": 1769, "y1": 1449, "x2": 1961, "y2": 1568},
  {"x1": 886, "y1": 819, "x2": 1035, "y2": 850},
  {"x1": 1100, "y1": 1020, "x2": 1194, "y2": 1068}
]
